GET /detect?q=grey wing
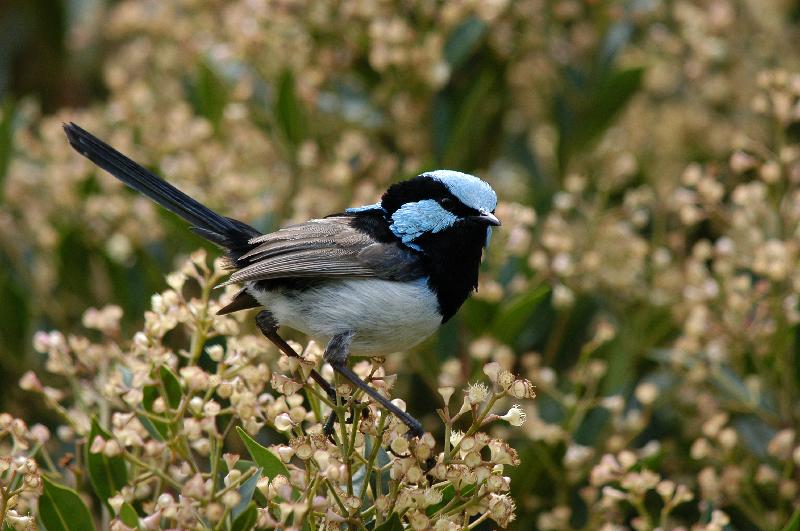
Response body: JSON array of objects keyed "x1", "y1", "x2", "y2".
[{"x1": 224, "y1": 216, "x2": 425, "y2": 285}]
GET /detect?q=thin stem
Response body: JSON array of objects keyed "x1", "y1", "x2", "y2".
[
  {"x1": 121, "y1": 450, "x2": 182, "y2": 490},
  {"x1": 629, "y1": 495, "x2": 654, "y2": 530},
  {"x1": 0, "y1": 486, "x2": 7, "y2": 526},
  {"x1": 212, "y1": 507, "x2": 231, "y2": 531},
  {"x1": 336, "y1": 382, "x2": 355, "y2": 496},
  {"x1": 468, "y1": 510, "x2": 491, "y2": 529},
  {"x1": 213, "y1": 467, "x2": 257, "y2": 500},
  {"x1": 324, "y1": 479, "x2": 349, "y2": 515},
  {"x1": 359, "y1": 412, "x2": 388, "y2": 501},
  {"x1": 448, "y1": 394, "x2": 502, "y2": 459},
  {"x1": 209, "y1": 436, "x2": 221, "y2": 503}
]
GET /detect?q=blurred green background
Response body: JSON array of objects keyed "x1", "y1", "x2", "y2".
[{"x1": 3, "y1": 0, "x2": 800, "y2": 528}]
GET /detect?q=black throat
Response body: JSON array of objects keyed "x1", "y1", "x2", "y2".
[
  {"x1": 376, "y1": 175, "x2": 492, "y2": 321},
  {"x1": 413, "y1": 224, "x2": 488, "y2": 322}
]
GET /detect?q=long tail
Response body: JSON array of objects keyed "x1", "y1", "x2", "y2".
[{"x1": 63, "y1": 122, "x2": 261, "y2": 257}]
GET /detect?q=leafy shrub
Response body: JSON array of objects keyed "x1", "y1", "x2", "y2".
[
  {"x1": 3, "y1": 253, "x2": 534, "y2": 529},
  {"x1": 2, "y1": 0, "x2": 800, "y2": 529}
]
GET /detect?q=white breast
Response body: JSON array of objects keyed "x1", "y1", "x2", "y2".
[{"x1": 248, "y1": 278, "x2": 443, "y2": 355}]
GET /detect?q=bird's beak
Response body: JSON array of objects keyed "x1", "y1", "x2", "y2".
[{"x1": 469, "y1": 210, "x2": 502, "y2": 226}]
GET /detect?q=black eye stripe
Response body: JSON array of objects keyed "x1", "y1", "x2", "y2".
[
  {"x1": 382, "y1": 175, "x2": 488, "y2": 218},
  {"x1": 439, "y1": 198, "x2": 479, "y2": 217}
]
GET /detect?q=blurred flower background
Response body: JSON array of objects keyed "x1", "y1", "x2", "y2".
[{"x1": 1, "y1": 0, "x2": 800, "y2": 529}]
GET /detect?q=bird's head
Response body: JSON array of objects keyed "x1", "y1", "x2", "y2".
[
  {"x1": 343, "y1": 170, "x2": 500, "y2": 318},
  {"x1": 375, "y1": 170, "x2": 500, "y2": 251}
]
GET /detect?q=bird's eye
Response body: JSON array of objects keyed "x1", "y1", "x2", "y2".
[{"x1": 440, "y1": 197, "x2": 455, "y2": 209}]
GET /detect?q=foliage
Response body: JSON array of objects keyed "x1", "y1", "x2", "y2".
[
  {"x1": 2, "y1": 254, "x2": 532, "y2": 529},
  {"x1": 1, "y1": 0, "x2": 800, "y2": 529}
]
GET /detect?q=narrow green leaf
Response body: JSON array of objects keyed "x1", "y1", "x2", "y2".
[
  {"x1": 0, "y1": 97, "x2": 15, "y2": 203},
  {"x1": 186, "y1": 61, "x2": 228, "y2": 131},
  {"x1": 0, "y1": 251, "x2": 29, "y2": 358},
  {"x1": 781, "y1": 507, "x2": 800, "y2": 531},
  {"x1": 233, "y1": 468, "x2": 261, "y2": 518},
  {"x1": 39, "y1": 476, "x2": 96, "y2": 531},
  {"x1": 231, "y1": 502, "x2": 258, "y2": 531},
  {"x1": 119, "y1": 503, "x2": 139, "y2": 528},
  {"x1": 231, "y1": 459, "x2": 269, "y2": 508},
  {"x1": 443, "y1": 17, "x2": 487, "y2": 69},
  {"x1": 141, "y1": 385, "x2": 168, "y2": 440},
  {"x1": 431, "y1": 91, "x2": 454, "y2": 167},
  {"x1": 86, "y1": 418, "x2": 128, "y2": 507},
  {"x1": 491, "y1": 284, "x2": 550, "y2": 344},
  {"x1": 556, "y1": 66, "x2": 644, "y2": 170},
  {"x1": 441, "y1": 67, "x2": 501, "y2": 168},
  {"x1": 137, "y1": 414, "x2": 165, "y2": 442},
  {"x1": 366, "y1": 438, "x2": 391, "y2": 503},
  {"x1": 426, "y1": 484, "x2": 476, "y2": 517},
  {"x1": 159, "y1": 366, "x2": 183, "y2": 409},
  {"x1": 734, "y1": 415, "x2": 777, "y2": 460},
  {"x1": 236, "y1": 427, "x2": 289, "y2": 480},
  {"x1": 274, "y1": 69, "x2": 307, "y2": 147},
  {"x1": 426, "y1": 485, "x2": 456, "y2": 516},
  {"x1": 138, "y1": 366, "x2": 182, "y2": 441},
  {"x1": 580, "y1": 67, "x2": 644, "y2": 144},
  {"x1": 374, "y1": 512, "x2": 403, "y2": 531}
]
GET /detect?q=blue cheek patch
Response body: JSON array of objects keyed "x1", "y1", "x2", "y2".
[
  {"x1": 389, "y1": 199, "x2": 458, "y2": 247},
  {"x1": 485, "y1": 227, "x2": 492, "y2": 249}
]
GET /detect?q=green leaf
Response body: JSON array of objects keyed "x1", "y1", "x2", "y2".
[
  {"x1": 186, "y1": 61, "x2": 228, "y2": 132},
  {"x1": 366, "y1": 437, "x2": 391, "y2": 503},
  {"x1": 443, "y1": 17, "x2": 487, "y2": 69},
  {"x1": 138, "y1": 367, "x2": 182, "y2": 441},
  {"x1": 437, "y1": 67, "x2": 502, "y2": 168},
  {"x1": 374, "y1": 512, "x2": 403, "y2": 531},
  {"x1": 230, "y1": 502, "x2": 258, "y2": 531},
  {"x1": 275, "y1": 69, "x2": 307, "y2": 147},
  {"x1": 236, "y1": 427, "x2": 289, "y2": 480},
  {"x1": 136, "y1": 414, "x2": 165, "y2": 442},
  {"x1": 119, "y1": 503, "x2": 139, "y2": 528},
  {"x1": 782, "y1": 507, "x2": 800, "y2": 531},
  {"x1": 159, "y1": 366, "x2": 183, "y2": 409},
  {"x1": 0, "y1": 250, "x2": 29, "y2": 359},
  {"x1": 491, "y1": 284, "x2": 550, "y2": 344},
  {"x1": 580, "y1": 67, "x2": 644, "y2": 143},
  {"x1": 556, "y1": 66, "x2": 644, "y2": 171},
  {"x1": 141, "y1": 385, "x2": 168, "y2": 440},
  {"x1": 426, "y1": 485, "x2": 455, "y2": 516},
  {"x1": 233, "y1": 468, "x2": 261, "y2": 518},
  {"x1": 0, "y1": 97, "x2": 15, "y2": 203},
  {"x1": 39, "y1": 476, "x2": 96, "y2": 531},
  {"x1": 228, "y1": 460, "x2": 269, "y2": 507},
  {"x1": 426, "y1": 484, "x2": 476, "y2": 517},
  {"x1": 734, "y1": 415, "x2": 776, "y2": 460},
  {"x1": 86, "y1": 418, "x2": 128, "y2": 507}
]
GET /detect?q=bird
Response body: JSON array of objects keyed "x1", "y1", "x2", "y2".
[{"x1": 63, "y1": 122, "x2": 500, "y2": 438}]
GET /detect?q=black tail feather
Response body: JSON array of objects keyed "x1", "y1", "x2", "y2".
[{"x1": 63, "y1": 122, "x2": 261, "y2": 254}]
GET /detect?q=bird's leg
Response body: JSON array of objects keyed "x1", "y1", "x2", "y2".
[
  {"x1": 254, "y1": 310, "x2": 337, "y2": 403},
  {"x1": 323, "y1": 331, "x2": 424, "y2": 438}
]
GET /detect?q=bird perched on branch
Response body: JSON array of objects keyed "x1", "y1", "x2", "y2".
[{"x1": 64, "y1": 122, "x2": 500, "y2": 438}]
